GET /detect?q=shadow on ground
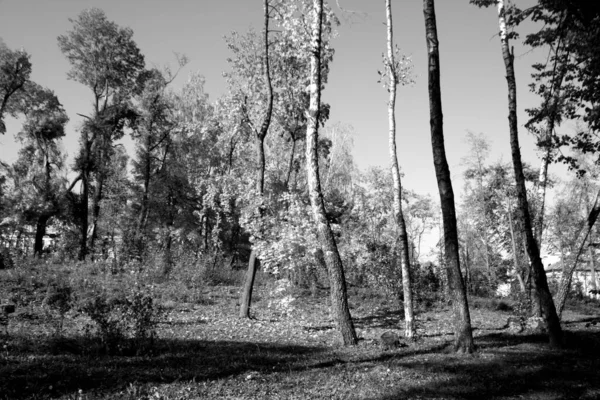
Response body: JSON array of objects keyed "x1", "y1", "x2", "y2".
[
  {"x1": 368, "y1": 330, "x2": 600, "y2": 400},
  {"x1": 1, "y1": 329, "x2": 599, "y2": 399},
  {"x1": 0, "y1": 336, "x2": 325, "y2": 399}
]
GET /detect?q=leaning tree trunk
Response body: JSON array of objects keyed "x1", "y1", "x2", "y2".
[
  {"x1": 423, "y1": 0, "x2": 474, "y2": 353},
  {"x1": 532, "y1": 56, "x2": 568, "y2": 318},
  {"x1": 386, "y1": 0, "x2": 414, "y2": 339},
  {"x1": 554, "y1": 189, "x2": 600, "y2": 318},
  {"x1": 495, "y1": 0, "x2": 562, "y2": 347},
  {"x1": 507, "y1": 198, "x2": 527, "y2": 292},
  {"x1": 239, "y1": 0, "x2": 274, "y2": 319},
  {"x1": 306, "y1": 0, "x2": 357, "y2": 346}
]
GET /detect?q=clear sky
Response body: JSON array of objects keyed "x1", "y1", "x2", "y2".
[{"x1": 0, "y1": 0, "x2": 569, "y2": 200}]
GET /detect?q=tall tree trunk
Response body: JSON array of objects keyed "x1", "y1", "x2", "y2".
[
  {"x1": 464, "y1": 242, "x2": 471, "y2": 294},
  {"x1": 385, "y1": 0, "x2": 414, "y2": 339},
  {"x1": 507, "y1": 198, "x2": 527, "y2": 292},
  {"x1": 137, "y1": 136, "x2": 152, "y2": 234},
  {"x1": 532, "y1": 56, "x2": 568, "y2": 318},
  {"x1": 239, "y1": 0, "x2": 274, "y2": 319},
  {"x1": 533, "y1": 42, "x2": 568, "y2": 248},
  {"x1": 535, "y1": 146, "x2": 551, "y2": 245},
  {"x1": 306, "y1": 0, "x2": 357, "y2": 346},
  {"x1": 495, "y1": 0, "x2": 562, "y2": 347},
  {"x1": 554, "y1": 189, "x2": 600, "y2": 318},
  {"x1": 284, "y1": 136, "x2": 297, "y2": 190},
  {"x1": 78, "y1": 167, "x2": 89, "y2": 261},
  {"x1": 89, "y1": 175, "x2": 104, "y2": 257},
  {"x1": 423, "y1": 0, "x2": 474, "y2": 353},
  {"x1": 590, "y1": 241, "x2": 598, "y2": 293},
  {"x1": 34, "y1": 214, "x2": 50, "y2": 257}
]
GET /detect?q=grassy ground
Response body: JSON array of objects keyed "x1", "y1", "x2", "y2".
[{"x1": 1, "y1": 277, "x2": 599, "y2": 399}]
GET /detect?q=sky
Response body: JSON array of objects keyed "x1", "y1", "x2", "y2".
[{"x1": 0, "y1": 0, "x2": 572, "y2": 203}]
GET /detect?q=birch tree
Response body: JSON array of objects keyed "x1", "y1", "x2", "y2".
[
  {"x1": 423, "y1": 0, "x2": 474, "y2": 353},
  {"x1": 383, "y1": 0, "x2": 414, "y2": 338},
  {"x1": 306, "y1": 0, "x2": 357, "y2": 345}
]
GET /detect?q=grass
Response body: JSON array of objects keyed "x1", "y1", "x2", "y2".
[{"x1": 1, "y1": 262, "x2": 599, "y2": 399}]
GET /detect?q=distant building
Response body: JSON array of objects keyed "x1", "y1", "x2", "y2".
[{"x1": 545, "y1": 263, "x2": 600, "y2": 300}]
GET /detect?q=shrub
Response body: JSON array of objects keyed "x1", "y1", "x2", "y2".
[
  {"x1": 0, "y1": 247, "x2": 14, "y2": 270},
  {"x1": 79, "y1": 284, "x2": 164, "y2": 355},
  {"x1": 42, "y1": 280, "x2": 74, "y2": 335}
]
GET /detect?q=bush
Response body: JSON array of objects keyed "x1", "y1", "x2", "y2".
[
  {"x1": 79, "y1": 284, "x2": 164, "y2": 355},
  {"x1": 471, "y1": 297, "x2": 514, "y2": 313},
  {"x1": 42, "y1": 280, "x2": 74, "y2": 335},
  {"x1": 0, "y1": 247, "x2": 14, "y2": 270}
]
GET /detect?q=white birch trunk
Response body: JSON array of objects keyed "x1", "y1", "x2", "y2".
[{"x1": 386, "y1": 0, "x2": 414, "y2": 339}]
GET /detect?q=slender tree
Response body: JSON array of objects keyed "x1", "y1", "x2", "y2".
[
  {"x1": 472, "y1": 0, "x2": 564, "y2": 346},
  {"x1": 305, "y1": 0, "x2": 357, "y2": 346},
  {"x1": 553, "y1": 180, "x2": 600, "y2": 318},
  {"x1": 423, "y1": 0, "x2": 474, "y2": 353},
  {"x1": 239, "y1": 0, "x2": 275, "y2": 319},
  {"x1": 384, "y1": 0, "x2": 414, "y2": 338}
]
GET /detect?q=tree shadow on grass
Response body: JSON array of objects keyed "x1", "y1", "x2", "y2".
[
  {"x1": 0, "y1": 335, "x2": 326, "y2": 400},
  {"x1": 369, "y1": 330, "x2": 600, "y2": 400}
]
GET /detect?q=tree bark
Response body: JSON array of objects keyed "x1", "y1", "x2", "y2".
[
  {"x1": 495, "y1": 0, "x2": 562, "y2": 347},
  {"x1": 89, "y1": 173, "x2": 104, "y2": 256},
  {"x1": 33, "y1": 214, "x2": 50, "y2": 257},
  {"x1": 386, "y1": 0, "x2": 414, "y2": 339},
  {"x1": 532, "y1": 53, "x2": 568, "y2": 318},
  {"x1": 507, "y1": 197, "x2": 527, "y2": 292},
  {"x1": 78, "y1": 164, "x2": 89, "y2": 261},
  {"x1": 423, "y1": 0, "x2": 474, "y2": 353},
  {"x1": 239, "y1": 0, "x2": 274, "y2": 319},
  {"x1": 306, "y1": 0, "x2": 357, "y2": 346},
  {"x1": 284, "y1": 137, "x2": 297, "y2": 190},
  {"x1": 590, "y1": 243, "x2": 598, "y2": 293}
]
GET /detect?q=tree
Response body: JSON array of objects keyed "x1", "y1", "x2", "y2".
[
  {"x1": 237, "y1": 0, "x2": 275, "y2": 319},
  {"x1": 423, "y1": 0, "x2": 474, "y2": 353},
  {"x1": 525, "y1": 1, "x2": 600, "y2": 138},
  {"x1": 306, "y1": 0, "x2": 357, "y2": 345},
  {"x1": 471, "y1": 0, "x2": 563, "y2": 347},
  {"x1": 58, "y1": 8, "x2": 145, "y2": 260},
  {"x1": 0, "y1": 85, "x2": 68, "y2": 257},
  {"x1": 383, "y1": 0, "x2": 415, "y2": 339},
  {"x1": 129, "y1": 58, "x2": 188, "y2": 262},
  {"x1": 17, "y1": 86, "x2": 69, "y2": 256},
  {"x1": 461, "y1": 132, "x2": 497, "y2": 287},
  {"x1": 0, "y1": 40, "x2": 33, "y2": 134},
  {"x1": 545, "y1": 158, "x2": 600, "y2": 318}
]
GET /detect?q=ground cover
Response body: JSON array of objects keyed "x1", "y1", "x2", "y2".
[{"x1": 1, "y1": 275, "x2": 599, "y2": 399}]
